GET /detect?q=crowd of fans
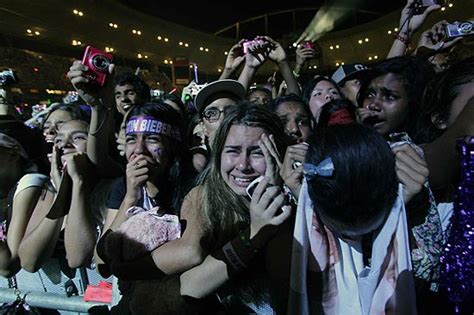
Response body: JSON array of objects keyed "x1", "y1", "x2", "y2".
[{"x1": 0, "y1": 1, "x2": 473, "y2": 314}]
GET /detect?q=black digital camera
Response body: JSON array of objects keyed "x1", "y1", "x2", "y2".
[
  {"x1": 0, "y1": 69, "x2": 18, "y2": 87},
  {"x1": 413, "y1": 0, "x2": 447, "y2": 14}
]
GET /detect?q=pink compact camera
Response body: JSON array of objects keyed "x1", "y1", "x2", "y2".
[
  {"x1": 81, "y1": 46, "x2": 113, "y2": 86},
  {"x1": 243, "y1": 40, "x2": 255, "y2": 54}
]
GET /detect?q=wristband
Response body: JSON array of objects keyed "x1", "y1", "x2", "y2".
[
  {"x1": 394, "y1": 32, "x2": 410, "y2": 46},
  {"x1": 292, "y1": 70, "x2": 300, "y2": 78},
  {"x1": 211, "y1": 225, "x2": 279, "y2": 278}
]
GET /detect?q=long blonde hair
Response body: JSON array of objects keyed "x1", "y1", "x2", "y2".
[{"x1": 199, "y1": 102, "x2": 289, "y2": 251}]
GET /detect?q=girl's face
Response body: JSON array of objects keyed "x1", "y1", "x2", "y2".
[
  {"x1": 43, "y1": 109, "x2": 73, "y2": 142},
  {"x1": 220, "y1": 125, "x2": 267, "y2": 196},
  {"x1": 55, "y1": 120, "x2": 88, "y2": 164},
  {"x1": 308, "y1": 80, "x2": 342, "y2": 121},
  {"x1": 362, "y1": 73, "x2": 410, "y2": 135},
  {"x1": 125, "y1": 118, "x2": 172, "y2": 177},
  {"x1": 275, "y1": 101, "x2": 312, "y2": 143}
]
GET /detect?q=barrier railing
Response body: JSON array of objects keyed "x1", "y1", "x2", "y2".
[{"x1": 0, "y1": 288, "x2": 110, "y2": 313}]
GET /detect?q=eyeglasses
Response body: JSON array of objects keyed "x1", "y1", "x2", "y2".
[{"x1": 202, "y1": 107, "x2": 232, "y2": 122}]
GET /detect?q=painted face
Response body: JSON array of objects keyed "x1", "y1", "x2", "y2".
[
  {"x1": 55, "y1": 120, "x2": 88, "y2": 164},
  {"x1": 115, "y1": 83, "x2": 140, "y2": 115},
  {"x1": 202, "y1": 98, "x2": 237, "y2": 144},
  {"x1": 308, "y1": 80, "x2": 342, "y2": 121},
  {"x1": 362, "y1": 73, "x2": 410, "y2": 136},
  {"x1": 125, "y1": 117, "x2": 172, "y2": 177},
  {"x1": 248, "y1": 90, "x2": 271, "y2": 105},
  {"x1": 43, "y1": 109, "x2": 74, "y2": 143},
  {"x1": 275, "y1": 101, "x2": 311, "y2": 143},
  {"x1": 220, "y1": 125, "x2": 267, "y2": 196}
]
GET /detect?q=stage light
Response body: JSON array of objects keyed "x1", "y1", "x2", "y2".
[
  {"x1": 388, "y1": 30, "x2": 392, "y2": 34},
  {"x1": 179, "y1": 42, "x2": 183, "y2": 46},
  {"x1": 137, "y1": 53, "x2": 143, "y2": 59},
  {"x1": 205, "y1": 48, "x2": 209, "y2": 52},
  {"x1": 330, "y1": 46, "x2": 334, "y2": 50},
  {"x1": 26, "y1": 29, "x2": 32, "y2": 34},
  {"x1": 448, "y1": 3, "x2": 453, "y2": 7},
  {"x1": 335, "y1": 45, "x2": 340, "y2": 49},
  {"x1": 365, "y1": 38, "x2": 369, "y2": 42},
  {"x1": 164, "y1": 38, "x2": 169, "y2": 42},
  {"x1": 200, "y1": 47, "x2": 204, "y2": 51},
  {"x1": 34, "y1": 31, "x2": 40, "y2": 36},
  {"x1": 157, "y1": 36, "x2": 162, "y2": 40},
  {"x1": 184, "y1": 43, "x2": 189, "y2": 47},
  {"x1": 358, "y1": 39, "x2": 363, "y2": 44},
  {"x1": 164, "y1": 60, "x2": 168, "y2": 64},
  {"x1": 224, "y1": 51, "x2": 228, "y2": 55}
]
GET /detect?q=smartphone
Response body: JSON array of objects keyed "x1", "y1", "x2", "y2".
[
  {"x1": 246, "y1": 176, "x2": 265, "y2": 200},
  {"x1": 245, "y1": 176, "x2": 288, "y2": 216},
  {"x1": 81, "y1": 46, "x2": 113, "y2": 86}
]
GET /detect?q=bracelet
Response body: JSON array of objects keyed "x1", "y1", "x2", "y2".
[
  {"x1": 394, "y1": 32, "x2": 410, "y2": 46},
  {"x1": 292, "y1": 70, "x2": 300, "y2": 78}
]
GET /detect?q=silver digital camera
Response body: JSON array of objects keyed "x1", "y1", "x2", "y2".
[
  {"x1": 446, "y1": 21, "x2": 474, "y2": 39},
  {"x1": 0, "y1": 69, "x2": 18, "y2": 87}
]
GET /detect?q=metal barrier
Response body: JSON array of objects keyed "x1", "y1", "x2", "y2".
[{"x1": 0, "y1": 288, "x2": 110, "y2": 313}]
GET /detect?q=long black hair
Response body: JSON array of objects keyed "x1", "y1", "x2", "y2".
[{"x1": 306, "y1": 124, "x2": 397, "y2": 236}]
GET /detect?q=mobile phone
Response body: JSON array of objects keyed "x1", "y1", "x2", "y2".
[
  {"x1": 81, "y1": 46, "x2": 113, "y2": 86},
  {"x1": 246, "y1": 176, "x2": 265, "y2": 200}
]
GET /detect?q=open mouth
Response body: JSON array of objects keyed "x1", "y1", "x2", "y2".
[
  {"x1": 231, "y1": 175, "x2": 258, "y2": 187},
  {"x1": 363, "y1": 115, "x2": 384, "y2": 127}
]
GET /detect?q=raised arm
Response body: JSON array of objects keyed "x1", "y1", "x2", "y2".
[
  {"x1": 294, "y1": 44, "x2": 316, "y2": 79},
  {"x1": 264, "y1": 36, "x2": 300, "y2": 96},
  {"x1": 67, "y1": 60, "x2": 121, "y2": 178},
  {"x1": 387, "y1": 0, "x2": 440, "y2": 59},
  {"x1": 219, "y1": 40, "x2": 246, "y2": 80},
  {"x1": 414, "y1": 20, "x2": 462, "y2": 61},
  {"x1": 238, "y1": 40, "x2": 269, "y2": 91}
]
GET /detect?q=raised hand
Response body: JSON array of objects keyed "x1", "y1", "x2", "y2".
[
  {"x1": 245, "y1": 40, "x2": 270, "y2": 68},
  {"x1": 415, "y1": 20, "x2": 462, "y2": 58},
  {"x1": 296, "y1": 45, "x2": 316, "y2": 67},
  {"x1": 66, "y1": 60, "x2": 115, "y2": 108},
  {"x1": 224, "y1": 40, "x2": 246, "y2": 72},
  {"x1": 399, "y1": 0, "x2": 440, "y2": 37},
  {"x1": 259, "y1": 36, "x2": 287, "y2": 64}
]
